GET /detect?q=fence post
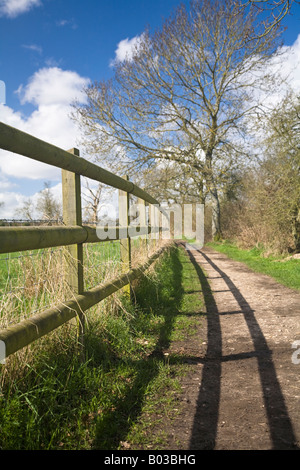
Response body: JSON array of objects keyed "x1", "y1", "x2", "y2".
[
  {"x1": 119, "y1": 175, "x2": 131, "y2": 298},
  {"x1": 62, "y1": 148, "x2": 85, "y2": 357}
]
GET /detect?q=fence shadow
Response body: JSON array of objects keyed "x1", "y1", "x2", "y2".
[
  {"x1": 186, "y1": 246, "x2": 298, "y2": 450},
  {"x1": 184, "y1": 247, "x2": 222, "y2": 450},
  {"x1": 92, "y1": 243, "x2": 298, "y2": 450}
]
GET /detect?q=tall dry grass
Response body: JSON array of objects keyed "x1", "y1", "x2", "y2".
[{"x1": 0, "y1": 236, "x2": 166, "y2": 383}]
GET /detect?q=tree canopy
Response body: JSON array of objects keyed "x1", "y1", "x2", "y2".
[{"x1": 74, "y1": 0, "x2": 284, "y2": 238}]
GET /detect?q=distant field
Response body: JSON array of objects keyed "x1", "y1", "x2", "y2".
[
  {"x1": 0, "y1": 237, "x2": 156, "y2": 329},
  {"x1": 0, "y1": 241, "x2": 123, "y2": 328}
]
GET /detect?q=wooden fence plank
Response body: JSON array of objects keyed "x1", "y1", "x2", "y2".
[
  {"x1": 0, "y1": 245, "x2": 168, "y2": 359},
  {"x1": 0, "y1": 226, "x2": 87, "y2": 253},
  {"x1": 119, "y1": 175, "x2": 131, "y2": 298},
  {"x1": 62, "y1": 150, "x2": 85, "y2": 354},
  {"x1": 0, "y1": 224, "x2": 160, "y2": 254},
  {"x1": 0, "y1": 122, "x2": 169, "y2": 361},
  {"x1": 0, "y1": 121, "x2": 159, "y2": 205}
]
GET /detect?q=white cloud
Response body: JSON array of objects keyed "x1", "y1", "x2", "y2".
[
  {"x1": 250, "y1": 34, "x2": 300, "y2": 110},
  {"x1": 44, "y1": 57, "x2": 62, "y2": 68},
  {"x1": 0, "y1": 67, "x2": 90, "y2": 217},
  {"x1": 56, "y1": 19, "x2": 68, "y2": 26},
  {"x1": 110, "y1": 33, "x2": 145, "y2": 66},
  {"x1": 0, "y1": 182, "x2": 62, "y2": 219},
  {"x1": 22, "y1": 44, "x2": 43, "y2": 54},
  {"x1": 0, "y1": 0, "x2": 41, "y2": 18},
  {"x1": 0, "y1": 174, "x2": 17, "y2": 190},
  {"x1": 278, "y1": 34, "x2": 300, "y2": 92},
  {"x1": 0, "y1": 190, "x2": 27, "y2": 218},
  {"x1": 56, "y1": 18, "x2": 77, "y2": 29},
  {"x1": 17, "y1": 67, "x2": 88, "y2": 107}
]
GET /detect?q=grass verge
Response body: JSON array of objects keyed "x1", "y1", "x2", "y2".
[
  {"x1": 207, "y1": 241, "x2": 300, "y2": 291},
  {"x1": 0, "y1": 243, "x2": 204, "y2": 450}
]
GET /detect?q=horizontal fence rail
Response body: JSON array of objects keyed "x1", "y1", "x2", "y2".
[
  {"x1": 0, "y1": 224, "x2": 161, "y2": 254},
  {"x1": 0, "y1": 122, "x2": 159, "y2": 205},
  {"x1": 0, "y1": 246, "x2": 166, "y2": 359},
  {"x1": 0, "y1": 121, "x2": 169, "y2": 362}
]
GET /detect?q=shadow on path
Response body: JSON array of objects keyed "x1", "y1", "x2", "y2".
[{"x1": 185, "y1": 245, "x2": 298, "y2": 450}]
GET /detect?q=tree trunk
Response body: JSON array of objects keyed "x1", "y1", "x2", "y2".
[
  {"x1": 210, "y1": 186, "x2": 222, "y2": 241},
  {"x1": 205, "y1": 150, "x2": 222, "y2": 241}
]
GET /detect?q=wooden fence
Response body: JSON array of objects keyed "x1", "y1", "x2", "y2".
[{"x1": 0, "y1": 122, "x2": 168, "y2": 361}]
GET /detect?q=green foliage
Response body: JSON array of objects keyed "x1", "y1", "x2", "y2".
[
  {"x1": 208, "y1": 241, "x2": 300, "y2": 291},
  {"x1": 0, "y1": 245, "x2": 204, "y2": 450},
  {"x1": 220, "y1": 92, "x2": 300, "y2": 254}
]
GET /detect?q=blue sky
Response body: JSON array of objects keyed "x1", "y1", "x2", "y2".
[
  {"x1": 0, "y1": 0, "x2": 300, "y2": 218},
  {"x1": 1, "y1": 0, "x2": 190, "y2": 114}
]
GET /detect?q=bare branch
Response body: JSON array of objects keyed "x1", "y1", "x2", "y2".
[{"x1": 73, "y1": 0, "x2": 285, "y2": 239}]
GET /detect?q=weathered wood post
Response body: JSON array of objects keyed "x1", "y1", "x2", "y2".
[
  {"x1": 118, "y1": 175, "x2": 131, "y2": 298},
  {"x1": 62, "y1": 148, "x2": 85, "y2": 357}
]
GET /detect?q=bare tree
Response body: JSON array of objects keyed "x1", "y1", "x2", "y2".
[
  {"x1": 15, "y1": 182, "x2": 61, "y2": 222},
  {"x1": 15, "y1": 198, "x2": 35, "y2": 221},
  {"x1": 133, "y1": 160, "x2": 204, "y2": 205},
  {"x1": 257, "y1": 92, "x2": 300, "y2": 251},
  {"x1": 238, "y1": 0, "x2": 297, "y2": 36},
  {"x1": 74, "y1": 0, "x2": 283, "y2": 239},
  {"x1": 36, "y1": 181, "x2": 61, "y2": 221},
  {"x1": 221, "y1": 91, "x2": 300, "y2": 253},
  {"x1": 82, "y1": 179, "x2": 104, "y2": 223}
]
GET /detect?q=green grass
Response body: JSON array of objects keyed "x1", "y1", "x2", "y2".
[
  {"x1": 207, "y1": 241, "x2": 300, "y2": 291},
  {"x1": 0, "y1": 242, "x2": 123, "y2": 330},
  {"x1": 0, "y1": 244, "x2": 204, "y2": 450}
]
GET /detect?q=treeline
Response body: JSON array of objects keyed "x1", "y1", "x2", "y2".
[
  {"x1": 71, "y1": 0, "x2": 299, "y2": 255},
  {"x1": 219, "y1": 93, "x2": 300, "y2": 254},
  {"x1": 12, "y1": 1, "x2": 299, "y2": 255}
]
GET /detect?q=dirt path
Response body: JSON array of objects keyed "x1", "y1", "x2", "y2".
[{"x1": 164, "y1": 244, "x2": 300, "y2": 450}]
